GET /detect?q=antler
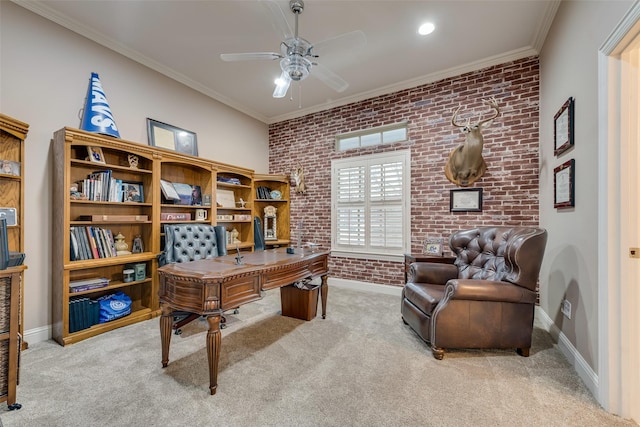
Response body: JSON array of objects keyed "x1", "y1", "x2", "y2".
[
  {"x1": 451, "y1": 106, "x2": 465, "y2": 128},
  {"x1": 451, "y1": 97, "x2": 500, "y2": 128},
  {"x1": 478, "y1": 97, "x2": 500, "y2": 127}
]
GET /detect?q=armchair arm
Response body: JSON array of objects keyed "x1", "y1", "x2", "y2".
[
  {"x1": 444, "y1": 279, "x2": 537, "y2": 304},
  {"x1": 409, "y1": 262, "x2": 459, "y2": 285}
]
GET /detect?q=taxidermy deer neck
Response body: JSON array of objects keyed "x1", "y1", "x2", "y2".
[{"x1": 444, "y1": 97, "x2": 500, "y2": 187}]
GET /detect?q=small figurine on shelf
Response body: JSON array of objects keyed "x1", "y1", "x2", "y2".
[
  {"x1": 127, "y1": 153, "x2": 139, "y2": 169},
  {"x1": 231, "y1": 228, "x2": 241, "y2": 244},
  {"x1": 114, "y1": 232, "x2": 132, "y2": 256},
  {"x1": 131, "y1": 235, "x2": 144, "y2": 253}
]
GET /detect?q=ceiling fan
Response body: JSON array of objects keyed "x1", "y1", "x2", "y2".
[{"x1": 220, "y1": 0, "x2": 365, "y2": 98}]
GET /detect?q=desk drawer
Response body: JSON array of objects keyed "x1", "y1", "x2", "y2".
[{"x1": 221, "y1": 274, "x2": 261, "y2": 309}]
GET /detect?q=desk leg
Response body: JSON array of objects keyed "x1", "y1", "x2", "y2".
[
  {"x1": 206, "y1": 314, "x2": 222, "y2": 395},
  {"x1": 320, "y1": 274, "x2": 328, "y2": 319},
  {"x1": 160, "y1": 303, "x2": 173, "y2": 368}
]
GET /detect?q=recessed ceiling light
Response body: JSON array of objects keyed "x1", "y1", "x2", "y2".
[{"x1": 418, "y1": 22, "x2": 435, "y2": 36}]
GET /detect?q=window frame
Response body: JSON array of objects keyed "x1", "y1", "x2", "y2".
[
  {"x1": 335, "y1": 122, "x2": 408, "y2": 151},
  {"x1": 331, "y1": 149, "x2": 411, "y2": 262}
]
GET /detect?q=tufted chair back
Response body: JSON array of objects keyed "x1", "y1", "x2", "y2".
[
  {"x1": 162, "y1": 224, "x2": 218, "y2": 265},
  {"x1": 449, "y1": 226, "x2": 547, "y2": 292}
]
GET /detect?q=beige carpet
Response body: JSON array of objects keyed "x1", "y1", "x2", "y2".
[{"x1": 0, "y1": 286, "x2": 635, "y2": 427}]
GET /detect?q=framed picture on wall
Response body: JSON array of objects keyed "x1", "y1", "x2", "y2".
[
  {"x1": 450, "y1": 188, "x2": 483, "y2": 212},
  {"x1": 554, "y1": 97, "x2": 574, "y2": 156},
  {"x1": 554, "y1": 159, "x2": 575, "y2": 208}
]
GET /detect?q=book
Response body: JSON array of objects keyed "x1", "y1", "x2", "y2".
[
  {"x1": 171, "y1": 183, "x2": 193, "y2": 205},
  {"x1": 160, "y1": 212, "x2": 191, "y2": 221},
  {"x1": 160, "y1": 179, "x2": 181, "y2": 201}
]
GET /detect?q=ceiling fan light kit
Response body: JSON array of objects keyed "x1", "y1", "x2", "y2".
[{"x1": 220, "y1": 0, "x2": 364, "y2": 99}]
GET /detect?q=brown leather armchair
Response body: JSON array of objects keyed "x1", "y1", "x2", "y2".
[{"x1": 401, "y1": 226, "x2": 547, "y2": 359}]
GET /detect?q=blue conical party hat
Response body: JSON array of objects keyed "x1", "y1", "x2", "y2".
[{"x1": 80, "y1": 72, "x2": 120, "y2": 138}]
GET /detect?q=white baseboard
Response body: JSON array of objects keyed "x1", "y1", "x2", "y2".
[
  {"x1": 23, "y1": 324, "x2": 51, "y2": 346},
  {"x1": 328, "y1": 277, "x2": 403, "y2": 296},
  {"x1": 535, "y1": 306, "x2": 599, "y2": 397}
]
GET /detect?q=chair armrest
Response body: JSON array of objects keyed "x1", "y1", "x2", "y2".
[
  {"x1": 409, "y1": 262, "x2": 458, "y2": 285},
  {"x1": 444, "y1": 279, "x2": 537, "y2": 304}
]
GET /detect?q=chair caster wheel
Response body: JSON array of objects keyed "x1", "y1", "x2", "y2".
[
  {"x1": 220, "y1": 323, "x2": 227, "y2": 329},
  {"x1": 174, "y1": 329, "x2": 182, "y2": 335},
  {"x1": 8, "y1": 402, "x2": 22, "y2": 410},
  {"x1": 233, "y1": 309, "x2": 239, "y2": 314}
]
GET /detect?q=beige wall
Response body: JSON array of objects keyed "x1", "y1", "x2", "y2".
[
  {"x1": 0, "y1": 2, "x2": 269, "y2": 337},
  {"x1": 539, "y1": 0, "x2": 634, "y2": 372}
]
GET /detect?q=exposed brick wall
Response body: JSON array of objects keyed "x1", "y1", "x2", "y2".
[{"x1": 269, "y1": 57, "x2": 540, "y2": 287}]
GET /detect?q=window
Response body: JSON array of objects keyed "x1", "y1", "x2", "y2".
[
  {"x1": 331, "y1": 150, "x2": 410, "y2": 260},
  {"x1": 336, "y1": 122, "x2": 407, "y2": 151}
]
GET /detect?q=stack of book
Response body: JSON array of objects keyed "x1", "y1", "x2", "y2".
[
  {"x1": 69, "y1": 277, "x2": 109, "y2": 293},
  {"x1": 69, "y1": 226, "x2": 117, "y2": 260},
  {"x1": 78, "y1": 170, "x2": 124, "y2": 202},
  {"x1": 68, "y1": 297, "x2": 100, "y2": 333},
  {"x1": 256, "y1": 186, "x2": 273, "y2": 199}
]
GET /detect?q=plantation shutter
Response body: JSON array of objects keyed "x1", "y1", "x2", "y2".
[{"x1": 332, "y1": 150, "x2": 409, "y2": 257}]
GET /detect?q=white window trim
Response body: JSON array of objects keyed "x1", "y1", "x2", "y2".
[
  {"x1": 330, "y1": 149, "x2": 411, "y2": 261},
  {"x1": 335, "y1": 122, "x2": 408, "y2": 151}
]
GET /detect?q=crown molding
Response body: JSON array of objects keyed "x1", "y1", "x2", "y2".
[{"x1": 267, "y1": 46, "x2": 539, "y2": 124}]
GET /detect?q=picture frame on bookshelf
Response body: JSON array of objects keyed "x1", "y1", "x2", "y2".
[
  {"x1": 122, "y1": 181, "x2": 144, "y2": 203},
  {"x1": 216, "y1": 189, "x2": 236, "y2": 208},
  {"x1": 172, "y1": 182, "x2": 194, "y2": 205},
  {"x1": 0, "y1": 207, "x2": 17, "y2": 227},
  {"x1": 191, "y1": 185, "x2": 202, "y2": 206},
  {"x1": 0, "y1": 159, "x2": 20, "y2": 176},
  {"x1": 87, "y1": 146, "x2": 106, "y2": 164},
  {"x1": 422, "y1": 238, "x2": 444, "y2": 255},
  {"x1": 146, "y1": 118, "x2": 198, "y2": 156}
]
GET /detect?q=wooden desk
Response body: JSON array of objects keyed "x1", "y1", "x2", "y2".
[
  {"x1": 157, "y1": 248, "x2": 329, "y2": 395},
  {"x1": 403, "y1": 253, "x2": 456, "y2": 283}
]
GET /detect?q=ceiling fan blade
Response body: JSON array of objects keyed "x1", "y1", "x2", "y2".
[
  {"x1": 311, "y1": 63, "x2": 349, "y2": 93},
  {"x1": 273, "y1": 71, "x2": 291, "y2": 98},
  {"x1": 261, "y1": 0, "x2": 294, "y2": 41},
  {"x1": 312, "y1": 30, "x2": 367, "y2": 58},
  {"x1": 220, "y1": 52, "x2": 281, "y2": 62}
]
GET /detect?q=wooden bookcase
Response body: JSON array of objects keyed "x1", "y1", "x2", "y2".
[
  {"x1": 52, "y1": 128, "x2": 160, "y2": 346},
  {"x1": 253, "y1": 174, "x2": 290, "y2": 248},
  {"x1": 0, "y1": 113, "x2": 28, "y2": 353},
  {"x1": 215, "y1": 164, "x2": 254, "y2": 251},
  {"x1": 52, "y1": 127, "x2": 286, "y2": 345}
]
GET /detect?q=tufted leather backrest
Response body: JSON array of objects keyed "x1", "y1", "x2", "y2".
[
  {"x1": 450, "y1": 226, "x2": 547, "y2": 291},
  {"x1": 163, "y1": 224, "x2": 218, "y2": 264}
]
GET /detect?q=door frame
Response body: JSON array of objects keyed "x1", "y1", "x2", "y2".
[{"x1": 598, "y1": 2, "x2": 640, "y2": 420}]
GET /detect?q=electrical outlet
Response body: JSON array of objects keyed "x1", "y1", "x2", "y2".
[{"x1": 561, "y1": 299, "x2": 572, "y2": 319}]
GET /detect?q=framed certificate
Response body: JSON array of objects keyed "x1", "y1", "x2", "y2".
[
  {"x1": 554, "y1": 97, "x2": 574, "y2": 156},
  {"x1": 554, "y1": 159, "x2": 575, "y2": 208},
  {"x1": 450, "y1": 188, "x2": 483, "y2": 212}
]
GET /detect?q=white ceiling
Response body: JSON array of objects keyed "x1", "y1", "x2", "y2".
[{"x1": 14, "y1": 0, "x2": 560, "y2": 124}]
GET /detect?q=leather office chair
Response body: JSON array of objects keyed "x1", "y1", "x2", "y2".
[
  {"x1": 159, "y1": 223, "x2": 221, "y2": 333},
  {"x1": 401, "y1": 226, "x2": 547, "y2": 359}
]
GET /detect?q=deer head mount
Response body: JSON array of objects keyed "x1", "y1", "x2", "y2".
[
  {"x1": 444, "y1": 97, "x2": 500, "y2": 187},
  {"x1": 292, "y1": 163, "x2": 306, "y2": 194}
]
